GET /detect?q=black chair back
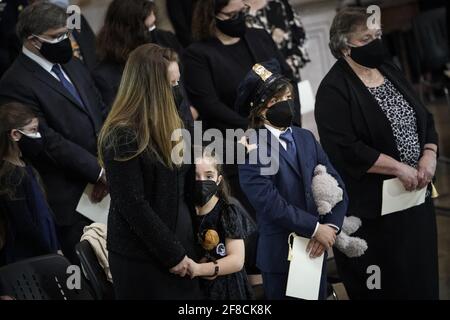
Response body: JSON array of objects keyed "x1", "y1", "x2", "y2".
[
  {"x1": 75, "y1": 240, "x2": 115, "y2": 300},
  {"x1": 0, "y1": 254, "x2": 93, "y2": 300}
]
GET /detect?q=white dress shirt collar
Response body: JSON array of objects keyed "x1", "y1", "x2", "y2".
[
  {"x1": 264, "y1": 123, "x2": 292, "y2": 151},
  {"x1": 22, "y1": 46, "x2": 55, "y2": 74},
  {"x1": 22, "y1": 46, "x2": 73, "y2": 84}
]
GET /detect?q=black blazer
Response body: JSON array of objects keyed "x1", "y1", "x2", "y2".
[
  {"x1": 150, "y1": 29, "x2": 184, "y2": 57},
  {"x1": 315, "y1": 58, "x2": 439, "y2": 219},
  {"x1": 104, "y1": 129, "x2": 194, "y2": 269},
  {"x1": 166, "y1": 0, "x2": 196, "y2": 47},
  {"x1": 91, "y1": 61, "x2": 124, "y2": 111},
  {"x1": 92, "y1": 29, "x2": 183, "y2": 110},
  {"x1": 0, "y1": 0, "x2": 28, "y2": 77},
  {"x1": 72, "y1": 15, "x2": 98, "y2": 73},
  {"x1": 0, "y1": 53, "x2": 107, "y2": 226},
  {"x1": 91, "y1": 61, "x2": 194, "y2": 129},
  {"x1": 183, "y1": 28, "x2": 298, "y2": 131}
]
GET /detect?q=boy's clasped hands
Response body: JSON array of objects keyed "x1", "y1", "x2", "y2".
[{"x1": 306, "y1": 224, "x2": 337, "y2": 259}]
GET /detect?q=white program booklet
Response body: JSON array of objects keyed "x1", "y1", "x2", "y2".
[
  {"x1": 76, "y1": 184, "x2": 110, "y2": 225},
  {"x1": 286, "y1": 234, "x2": 324, "y2": 300},
  {"x1": 381, "y1": 178, "x2": 426, "y2": 216}
]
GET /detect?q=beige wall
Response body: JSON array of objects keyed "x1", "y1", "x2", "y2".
[{"x1": 154, "y1": 0, "x2": 174, "y2": 32}]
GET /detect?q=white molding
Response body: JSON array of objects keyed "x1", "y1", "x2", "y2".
[{"x1": 294, "y1": 0, "x2": 338, "y2": 95}]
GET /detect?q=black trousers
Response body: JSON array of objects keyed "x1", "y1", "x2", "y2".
[{"x1": 56, "y1": 215, "x2": 91, "y2": 265}]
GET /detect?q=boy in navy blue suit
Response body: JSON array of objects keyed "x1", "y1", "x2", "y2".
[{"x1": 237, "y1": 60, "x2": 348, "y2": 299}]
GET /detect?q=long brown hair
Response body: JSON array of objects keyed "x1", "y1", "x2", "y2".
[
  {"x1": 96, "y1": 0, "x2": 155, "y2": 64},
  {"x1": 98, "y1": 43, "x2": 184, "y2": 168},
  {"x1": 0, "y1": 102, "x2": 35, "y2": 199}
]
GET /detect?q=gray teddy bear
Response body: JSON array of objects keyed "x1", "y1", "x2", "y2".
[{"x1": 312, "y1": 165, "x2": 368, "y2": 258}]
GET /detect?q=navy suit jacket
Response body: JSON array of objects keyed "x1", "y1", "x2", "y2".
[
  {"x1": 0, "y1": 53, "x2": 107, "y2": 226},
  {"x1": 239, "y1": 127, "x2": 348, "y2": 273}
]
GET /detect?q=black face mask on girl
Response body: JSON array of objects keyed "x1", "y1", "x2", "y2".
[
  {"x1": 35, "y1": 35, "x2": 73, "y2": 64},
  {"x1": 215, "y1": 11, "x2": 247, "y2": 38},
  {"x1": 348, "y1": 38, "x2": 388, "y2": 69},
  {"x1": 265, "y1": 99, "x2": 294, "y2": 128},
  {"x1": 194, "y1": 180, "x2": 219, "y2": 207}
]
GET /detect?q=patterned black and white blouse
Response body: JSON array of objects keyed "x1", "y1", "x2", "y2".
[{"x1": 367, "y1": 78, "x2": 421, "y2": 167}]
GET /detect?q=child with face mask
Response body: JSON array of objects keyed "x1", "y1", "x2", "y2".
[
  {"x1": 0, "y1": 102, "x2": 59, "y2": 267},
  {"x1": 186, "y1": 150, "x2": 255, "y2": 300},
  {"x1": 236, "y1": 60, "x2": 348, "y2": 299}
]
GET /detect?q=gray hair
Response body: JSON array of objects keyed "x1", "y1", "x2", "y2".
[
  {"x1": 329, "y1": 7, "x2": 371, "y2": 59},
  {"x1": 16, "y1": 1, "x2": 67, "y2": 41}
]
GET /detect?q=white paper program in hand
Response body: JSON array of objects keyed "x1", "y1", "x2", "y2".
[
  {"x1": 286, "y1": 234, "x2": 324, "y2": 300},
  {"x1": 381, "y1": 178, "x2": 426, "y2": 216},
  {"x1": 76, "y1": 184, "x2": 110, "y2": 225}
]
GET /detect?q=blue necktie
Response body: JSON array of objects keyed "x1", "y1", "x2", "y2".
[
  {"x1": 280, "y1": 129, "x2": 298, "y2": 163},
  {"x1": 52, "y1": 64, "x2": 86, "y2": 109}
]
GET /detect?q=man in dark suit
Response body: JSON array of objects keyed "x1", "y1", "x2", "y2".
[
  {"x1": 237, "y1": 62, "x2": 348, "y2": 299},
  {"x1": 0, "y1": 2, "x2": 107, "y2": 263},
  {"x1": 0, "y1": 0, "x2": 97, "y2": 77}
]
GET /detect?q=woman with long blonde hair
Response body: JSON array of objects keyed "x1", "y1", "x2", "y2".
[{"x1": 98, "y1": 43, "x2": 201, "y2": 299}]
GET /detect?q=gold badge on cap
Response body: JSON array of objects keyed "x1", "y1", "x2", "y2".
[{"x1": 252, "y1": 64, "x2": 272, "y2": 82}]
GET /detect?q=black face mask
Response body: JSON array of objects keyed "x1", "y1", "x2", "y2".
[
  {"x1": 265, "y1": 99, "x2": 294, "y2": 128},
  {"x1": 215, "y1": 11, "x2": 247, "y2": 38},
  {"x1": 147, "y1": 27, "x2": 158, "y2": 44},
  {"x1": 38, "y1": 37, "x2": 73, "y2": 64},
  {"x1": 172, "y1": 84, "x2": 184, "y2": 109},
  {"x1": 349, "y1": 38, "x2": 387, "y2": 69},
  {"x1": 194, "y1": 180, "x2": 219, "y2": 207}
]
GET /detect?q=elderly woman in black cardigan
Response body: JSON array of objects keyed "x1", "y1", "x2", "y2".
[{"x1": 315, "y1": 7, "x2": 439, "y2": 299}]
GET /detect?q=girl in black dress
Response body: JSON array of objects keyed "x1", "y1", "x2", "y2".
[
  {"x1": 0, "y1": 102, "x2": 59, "y2": 267},
  {"x1": 187, "y1": 151, "x2": 254, "y2": 300}
]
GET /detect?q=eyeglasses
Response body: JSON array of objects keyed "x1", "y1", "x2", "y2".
[
  {"x1": 219, "y1": 4, "x2": 250, "y2": 21},
  {"x1": 33, "y1": 31, "x2": 71, "y2": 44}
]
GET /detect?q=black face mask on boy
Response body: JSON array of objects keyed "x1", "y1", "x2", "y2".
[
  {"x1": 194, "y1": 180, "x2": 219, "y2": 207},
  {"x1": 265, "y1": 99, "x2": 294, "y2": 128}
]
